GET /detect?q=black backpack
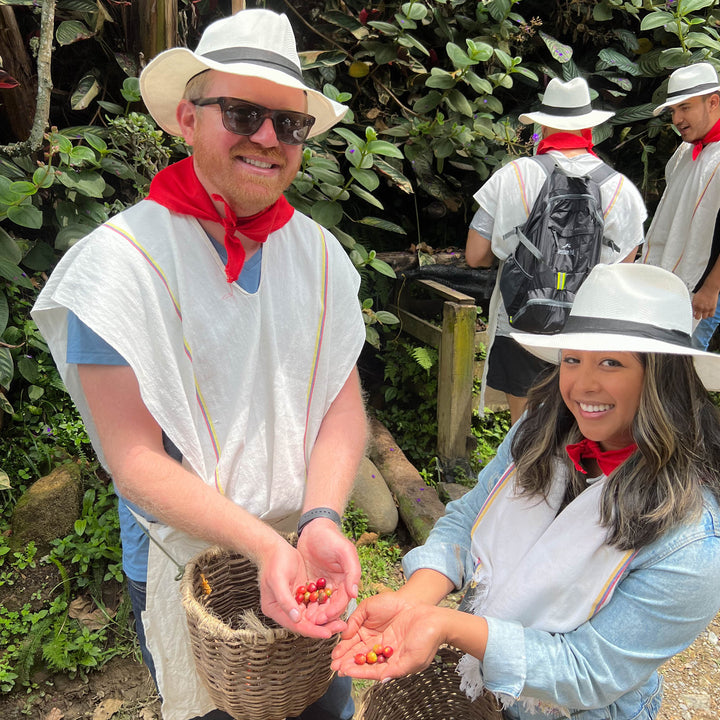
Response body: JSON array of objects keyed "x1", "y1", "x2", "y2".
[{"x1": 498, "y1": 154, "x2": 618, "y2": 334}]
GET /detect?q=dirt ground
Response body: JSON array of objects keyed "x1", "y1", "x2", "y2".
[{"x1": 0, "y1": 611, "x2": 718, "y2": 720}]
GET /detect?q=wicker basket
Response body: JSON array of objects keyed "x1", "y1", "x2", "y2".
[
  {"x1": 357, "y1": 646, "x2": 504, "y2": 720},
  {"x1": 180, "y1": 545, "x2": 339, "y2": 720}
]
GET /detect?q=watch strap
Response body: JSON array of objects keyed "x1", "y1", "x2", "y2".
[{"x1": 297, "y1": 507, "x2": 342, "y2": 536}]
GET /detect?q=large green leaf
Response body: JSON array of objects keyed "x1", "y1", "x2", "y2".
[
  {"x1": 597, "y1": 48, "x2": 642, "y2": 76},
  {"x1": 71, "y1": 72, "x2": 100, "y2": 111},
  {"x1": 0, "y1": 227, "x2": 22, "y2": 264},
  {"x1": 0, "y1": 257, "x2": 33, "y2": 287},
  {"x1": 56, "y1": 169, "x2": 106, "y2": 198},
  {"x1": 367, "y1": 20, "x2": 400, "y2": 36},
  {"x1": 321, "y1": 10, "x2": 363, "y2": 31},
  {"x1": 350, "y1": 184, "x2": 384, "y2": 209},
  {"x1": 640, "y1": 11, "x2": 674, "y2": 31},
  {"x1": 56, "y1": 19, "x2": 95, "y2": 46},
  {"x1": 372, "y1": 158, "x2": 414, "y2": 194},
  {"x1": 22, "y1": 241, "x2": 57, "y2": 272},
  {"x1": 426, "y1": 68, "x2": 457, "y2": 89},
  {"x1": 7, "y1": 203, "x2": 43, "y2": 230},
  {"x1": 0, "y1": 290, "x2": 7, "y2": 335},
  {"x1": 539, "y1": 32, "x2": 573, "y2": 63},
  {"x1": 349, "y1": 167, "x2": 380, "y2": 191},
  {"x1": 610, "y1": 103, "x2": 658, "y2": 123},
  {"x1": 413, "y1": 91, "x2": 443, "y2": 114},
  {"x1": 682, "y1": 0, "x2": 715, "y2": 13},
  {"x1": 446, "y1": 42, "x2": 475, "y2": 69},
  {"x1": 310, "y1": 200, "x2": 344, "y2": 228},
  {"x1": 358, "y1": 216, "x2": 407, "y2": 234},
  {"x1": 0, "y1": 347, "x2": 13, "y2": 389},
  {"x1": 306, "y1": 166, "x2": 345, "y2": 185},
  {"x1": 17, "y1": 356, "x2": 41, "y2": 384},
  {"x1": 365, "y1": 140, "x2": 404, "y2": 158}
]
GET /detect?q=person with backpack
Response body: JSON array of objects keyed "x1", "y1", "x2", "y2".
[
  {"x1": 641, "y1": 62, "x2": 720, "y2": 351},
  {"x1": 466, "y1": 77, "x2": 646, "y2": 424},
  {"x1": 332, "y1": 262, "x2": 720, "y2": 720}
]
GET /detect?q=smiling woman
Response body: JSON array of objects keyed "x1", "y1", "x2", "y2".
[
  {"x1": 331, "y1": 262, "x2": 720, "y2": 720},
  {"x1": 558, "y1": 350, "x2": 644, "y2": 453}
]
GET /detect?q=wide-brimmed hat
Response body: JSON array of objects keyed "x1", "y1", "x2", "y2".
[
  {"x1": 510, "y1": 263, "x2": 720, "y2": 391},
  {"x1": 653, "y1": 62, "x2": 720, "y2": 116},
  {"x1": 139, "y1": 9, "x2": 347, "y2": 138},
  {"x1": 518, "y1": 77, "x2": 614, "y2": 130}
]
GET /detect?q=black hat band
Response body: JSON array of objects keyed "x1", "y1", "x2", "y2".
[
  {"x1": 537, "y1": 102, "x2": 593, "y2": 117},
  {"x1": 202, "y1": 47, "x2": 303, "y2": 83},
  {"x1": 666, "y1": 81, "x2": 720, "y2": 102},
  {"x1": 562, "y1": 315, "x2": 692, "y2": 348}
]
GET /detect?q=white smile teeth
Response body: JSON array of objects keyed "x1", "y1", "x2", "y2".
[
  {"x1": 243, "y1": 157, "x2": 273, "y2": 169},
  {"x1": 579, "y1": 402, "x2": 612, "y2": 413}
]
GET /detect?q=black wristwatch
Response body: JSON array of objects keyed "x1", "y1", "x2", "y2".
[{"x1": 297, "y1": 507, "x2": 343, "y2": 537}]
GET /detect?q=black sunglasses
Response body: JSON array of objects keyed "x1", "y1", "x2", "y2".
[{"x1": 191, "y1": 97, "x2": 315, "y2": 145}]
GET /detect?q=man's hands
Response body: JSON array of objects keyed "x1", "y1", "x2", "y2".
[
  {"x1": 296, "y1": 518, "x2": 360, "y2": 624},
  {"x1": 692, "y1": 283, "x2": 720, "y2": 320},
  {"x1": 256, "y1": 520, "x2": 360, "y2": 639}
]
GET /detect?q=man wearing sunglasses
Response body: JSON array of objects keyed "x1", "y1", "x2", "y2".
[{"x1": 33, "y1": 9, "x2": 367, "y2": 720}]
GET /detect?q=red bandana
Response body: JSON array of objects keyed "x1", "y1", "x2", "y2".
[
  {"x1": 692, "y1": 116, "x2": 720, "y2": 160},
  {"x1": 147, "y1": 156, "x2": 294, "y2": 283},
  {"x1": 565, "y1": 438, "x2": 637, "y2": 476},
  {"x1": 536, "y1": 129, "x2": 598, "y2": 157}
]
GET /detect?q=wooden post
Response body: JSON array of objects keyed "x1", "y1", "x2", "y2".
[{"x1": 437, "y1": 300, "x2": 476, "y2": 464}]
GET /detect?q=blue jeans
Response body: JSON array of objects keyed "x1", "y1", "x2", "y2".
[
  {"x1": 126, "y1": 577, "x2": 354, "y2": 720},
  {"x1": 691, "y1": 301, "x2": 720, "y2": 350}
]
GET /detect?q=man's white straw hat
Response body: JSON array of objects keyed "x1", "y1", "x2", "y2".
[
  {"x1": 140, "y1": 8, "x2": 347, "y2": 138},
  {"x1": 511, "y1": 263, "x2": 720, "y2": 391},
  {"x1": 653, "y1": 62, "x2": 720, "y2": 116},
  {"x1": 519, "y1": 77, "x2": 614, "y2": 130}
]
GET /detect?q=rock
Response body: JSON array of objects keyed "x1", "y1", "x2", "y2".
[
  {"x1": 678, "y1": 693, "x2": 711, "y2": 711},
  {"x1": 368, "y1": 417, "x2": 447, "y2": 546},
  {"x1": 437, "y1": 481, "x2": 471, "y2": 504},
  {"x1": 351, "y1": 457, "x2": 398, "y2": 535},
  {"x1": 11, "y1": 463, "x2": 83, "y2": 554}
]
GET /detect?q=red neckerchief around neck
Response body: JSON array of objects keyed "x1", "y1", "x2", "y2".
[
  {"x1": 536, "y1": 128, "x2": 598, "y2": 157},
  {"x1": 565, "y1": 437, "x2": 637, "y2": 476},
  {"x1": 146, "y1": 156, "x2": 294, "y2": 283},
  {"x1": 692, "y1": 116, "x2": 720, "y2": 161}
]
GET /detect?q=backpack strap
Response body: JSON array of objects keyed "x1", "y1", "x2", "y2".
[
  {"x1": 531, "y1": 153, "x2": 558, "y2": 178},
  {"x1": 586, "y1": 160, "x2": 618, "y2": 186}
]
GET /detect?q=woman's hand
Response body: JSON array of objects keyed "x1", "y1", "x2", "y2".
[{"x1": 331, "y1": 594, "x2": 448, "y2": 681}]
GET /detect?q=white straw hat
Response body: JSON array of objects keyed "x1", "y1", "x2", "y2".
[
  {"x1": 511, "y1": 263, "x2": 720, "y2": 391},
  {"x1": 653, "y1": 62, "x2": 720, "y2": 115},
  {"x1": 519, "y1": 77, "x2": 614, "y2": 130},
  {"x1": 139, "y1": 9, "x2": 347, "y2": 138}
]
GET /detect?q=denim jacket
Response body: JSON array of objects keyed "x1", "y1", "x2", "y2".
[{"x1": 403, "y1": 426, "x2": 720, "y2": 719}]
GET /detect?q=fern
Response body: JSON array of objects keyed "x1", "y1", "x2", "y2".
[{"x1": 410, "y1": 345, "x2": 437, "y2": 373}]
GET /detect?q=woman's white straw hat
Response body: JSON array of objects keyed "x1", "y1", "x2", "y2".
[
  {"x1": 653, "y1": 62, "x2": 720, "y2": 116},
  {"x1": 511, "y1": 263, "x2": 720, "y2": 391},
  {"x1": 139, "y1": 8, "x2": 347, "y2": 138},
  {"x1": 519, "y1": 77, "x2": 614, "y2": 130}
]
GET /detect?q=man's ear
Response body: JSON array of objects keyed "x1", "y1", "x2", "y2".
[
  {"x1": 710, "y1": 92, "x2": 720, "y2": 115},
  {"x1": 176, "y1": 99, "x2": 197, "y2": 145}
]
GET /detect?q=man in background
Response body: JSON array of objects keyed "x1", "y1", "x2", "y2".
[
  {"x1": 466, "y1": 77, "x2": 646, "y2": 423},
  {"x1": 642, "y1": 62, "x2": 720, "y2": 350}
]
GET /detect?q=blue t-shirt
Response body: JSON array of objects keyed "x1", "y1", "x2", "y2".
[{"x1": 66, "y1": 243, "x2": 262, "y2": 581}]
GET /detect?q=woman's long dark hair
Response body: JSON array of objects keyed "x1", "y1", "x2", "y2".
[{"x1": 511, "y1": 353, "x2": 720, "y2": 550}]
